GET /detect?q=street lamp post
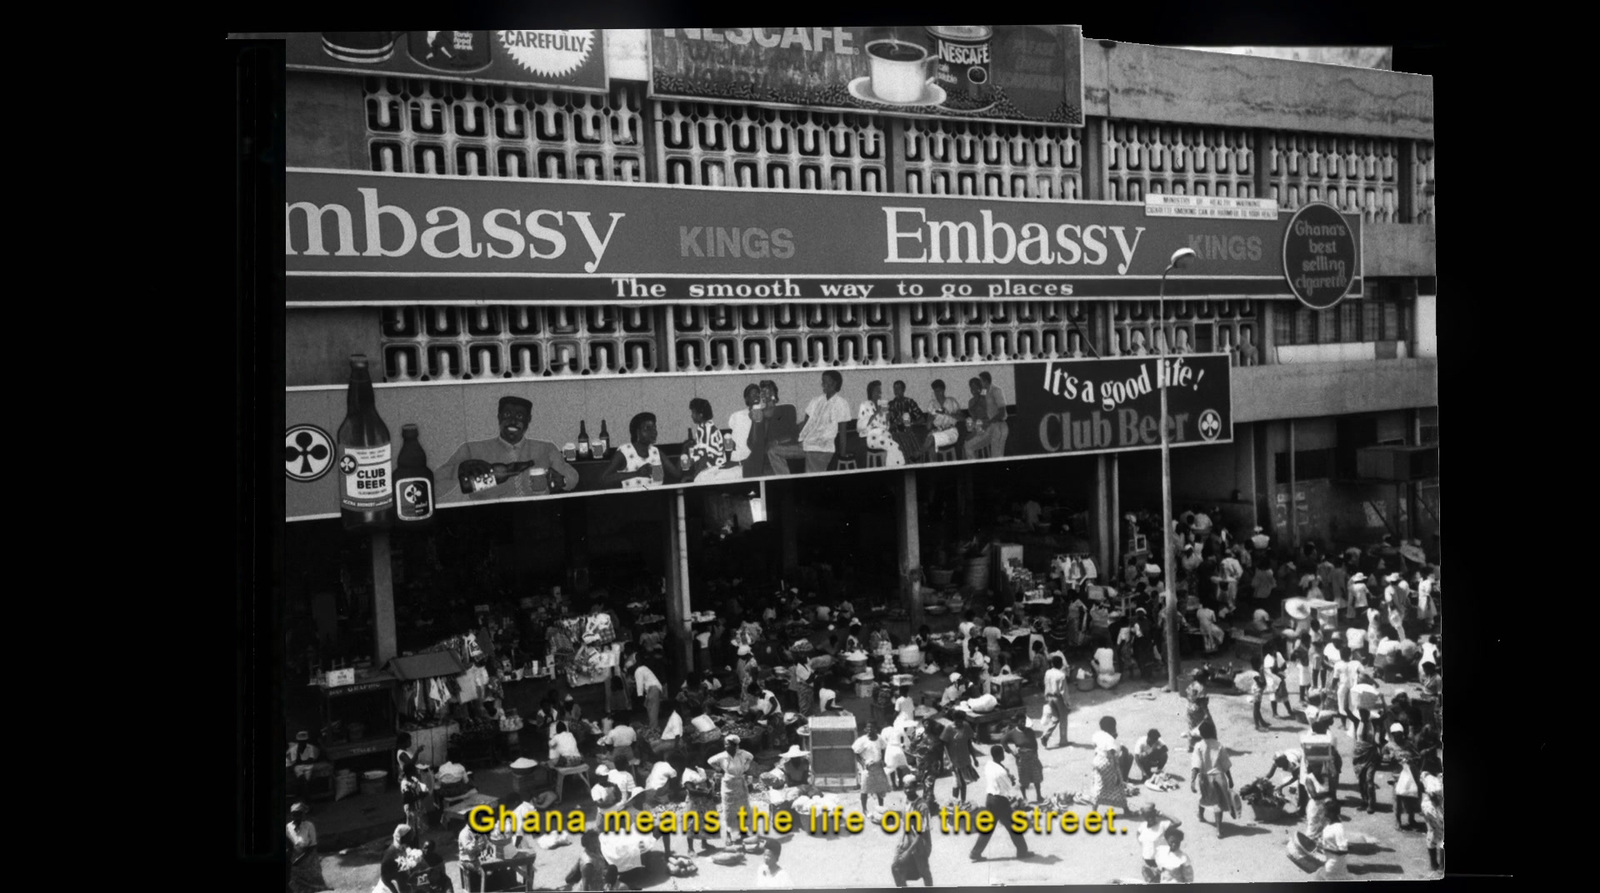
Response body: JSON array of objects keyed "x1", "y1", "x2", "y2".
[{"x1": 1160, "y1": 247, "x2": 1197, "y2": 692}]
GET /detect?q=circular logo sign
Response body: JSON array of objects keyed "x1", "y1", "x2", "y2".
[
  {"x1": 402, "y1": 482, "x2": 426, "y2": 506},
  {"x1": 1282, "y1": 201, "x2": 1357, "y2": 310},
  {"x1": 1198, "y1": 410, "x2": 1223, "y2": 442},
  {"x1": 286, "y1": 425, "x2": 335, "y2": 482},
  {"x1": 498, "y1": 30, "x2": 596, "y2": 78}
]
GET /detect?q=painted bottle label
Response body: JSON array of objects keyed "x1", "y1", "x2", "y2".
[
  {"x1": 340, "y1": 444, "x2": 393, "y2": 509},
  {"x1": 395, "y1": 475, "x2": 433, "y2": 521}
]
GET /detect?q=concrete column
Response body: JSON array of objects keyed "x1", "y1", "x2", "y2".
[
  {"x1": 895, "y1": 470, "x2": 923, "y2": 633},
  {"x1": 1253, "y1": 422, "x2": 1272, "y2": 529},
  {"x1": 1084, "y1": 117, "x2": 1106, "y2": 201},
  {"x1": 1109, "y1": 453, "x2": 1121, "y2": 564},
  {"x1": 956, "y1": 469, "x2": 974, "y2": 542},
  {"x1": 1288, "y1": 420, "x2": 1299, "y2": 548},
  {"x1": 892, "y1": 304, "x2": 913, "y2": 364},
  {"x1": 563, "y1": 502, "x2": 590, "y2": 596},
  {"x1": 1259, "y1": 302, "x2": 1277, "y2": 365},
  {"x1": 1241, "y1": 422, "x2": 1260, "y2": 531},
  {"x1": 663, "y1": 491, "x2": 694, "y2": 683},
  {"x1": 777, "y1": 484, "x2": 799, "y2": 572},
  {"x1": 658, "y1": 305, "x2": 676, "y2": 373},
  {"x1": 1092, "y1": 455, "x2": 1112, "y2": 576},
  {"x1": 370, "y1": 531, "x2": 396, "y2": 667}
]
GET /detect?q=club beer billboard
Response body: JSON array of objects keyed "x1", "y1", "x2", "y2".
[
  {"x1": 284, "y1": 356, "x2": 1231, "y2": 522},
  {"x1": 286, "y1": 169, "x2": 1361, "y2": 305}
]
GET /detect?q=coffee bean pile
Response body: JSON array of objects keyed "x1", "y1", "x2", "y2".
[
  {"x1": 655, "y1": 74, "x2": 1083, "y2": 127},
  {"x1": 1045, "y1": 101, "x2": 1084, "y2": 126},
  {"x1": 655, "y1": 73, "x2": 860, "y2": 108}
]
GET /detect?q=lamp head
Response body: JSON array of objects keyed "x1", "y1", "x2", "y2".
[{"x1": 1167, "y1": 247, "x2": 1198, "y2": 271}]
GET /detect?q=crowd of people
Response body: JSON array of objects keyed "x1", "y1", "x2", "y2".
[{"x1": 290, "y1": 504, "x2": 1442, "y2": 889}]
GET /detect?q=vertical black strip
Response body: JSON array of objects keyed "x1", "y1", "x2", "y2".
[{"x1": 237, "y1": 35, "x2": 287, "y2": 881}]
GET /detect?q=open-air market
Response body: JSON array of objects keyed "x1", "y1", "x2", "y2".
[{"x1": 250, "y1": 26, "x2": 1439, "y2": 891}]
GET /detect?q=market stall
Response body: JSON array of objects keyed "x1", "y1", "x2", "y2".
[
  {"x1": 389, "y1": 650, "x2": 467, "y2": 766},
  {"x1": 314, "y1": 669, "x2": 398, "y2": 795}
]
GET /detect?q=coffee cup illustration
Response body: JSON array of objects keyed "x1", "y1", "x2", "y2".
[
  {"x1": 865, "y1": 39, "x2": 936, "y2": 104},
  {"x1": 321, "y1": 32, "x2": 397, "y2": 65},
  {"x1": 407, "y1": 31, "x2": 492, "y2": 73}
]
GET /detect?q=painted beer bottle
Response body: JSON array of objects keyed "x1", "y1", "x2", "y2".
[
  {"x1": 393, "y1": 423, "x2": 434, "y2": 527},
  {"x1": 338, "y1": 355, "x2": 394, "y2": 530}
]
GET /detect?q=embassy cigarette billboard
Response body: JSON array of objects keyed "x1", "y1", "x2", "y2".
[
  {"x1": 284, "y1": 356, "x2": 1231, "y2": 521},
  {"x1": 286, "y1": 169, "x2": 1361, "y2": 305},
  {"x1": 255, "y1": 31, "x2": 609, "y2": 92},
  {"x1": 650, "y1": 25, "x2": 1084, "y2": 127}
]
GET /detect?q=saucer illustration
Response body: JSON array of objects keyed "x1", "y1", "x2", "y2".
[{"x1": 848, "y1": 76, "x2": 947, "y2": 108}]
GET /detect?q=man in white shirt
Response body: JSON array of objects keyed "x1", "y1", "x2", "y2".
[
  {"x1": 767, "y1": 370, "x2": 852, "y2": 474},
  {"x1": 817, "y1": 685, "x2": 839, "y2": 713},
  {"x1": 967, "y1": 744, "x2": 1033, "y2": 861},
  {"x1": 599, "y1": 720, "x2": 639, "y2": 772},
  {"x1": 979, "y1": 371, "x2": 1010, "y2": 457},
  {"x1": 603, "y1": 765, "x2": 636, "y2": 802},
  {"x1": 940, "y1": 672, "x2": 968, "y2": 708},
  {"x1": 1039, "y1": 657, "x2": 1069, "y2": 748},
  {"x1": 286, "y1": 730, "x2": 320, "y2": 781},
  {"x1": 551, "y1": 722, "x2": 583, "y2": 765},
  {"x1": 507, "y1": 789, "x2": 547, "y2": 850},
  {"x1": 1345, "y1": 624, "x2": 1368, "y2": 657},
  {"x1": 1250, "y1": 525, "x2": 1271, "y2": 553},
  {"x1": 635, "y1": 662, "x2": 665, "y2": 730},
  {"x1": 660, "y1": 709, "x2": 684, "y2": 745},
  {"x1": 928, "y1": 379, "x2": 964, "y2": 449},
  {"x1": 642, "y1": 760, "x2": 678, "y2": 807}
]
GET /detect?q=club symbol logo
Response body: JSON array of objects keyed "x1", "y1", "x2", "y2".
[
  {"x1": 1198, "y1": 410, "x2": 1223, "y2": 441},
  {"x1": 339, "y1": 455, "x2": 358, "y2": 475},
  {"x1": 403, "y1": 483, "x2": 425, "y2": 505},
  {"x1": 286, "y1": 425, "x2": 335, "y2": 482}
]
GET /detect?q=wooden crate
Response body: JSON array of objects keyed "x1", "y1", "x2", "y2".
[
  {"x1": 807, "y1": 714, "x2": 860, "y2": 778},
  {"x1": 1234, "y1": 634, "x2": 1268, "y2": 662},
  {"x1": 812, "y1": 774, "x2": 858, "y2": 791}
]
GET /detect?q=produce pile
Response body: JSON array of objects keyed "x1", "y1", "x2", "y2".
[
  {"x1": 1238, "y1": 777, "x2": 1287, "y2": 808},
  {"x1": 1142, "y1": 772, "x2": 1185, "y2": 792},
  {"x1": 666, "y1": 854, "x2": 698, "y2": 877}
]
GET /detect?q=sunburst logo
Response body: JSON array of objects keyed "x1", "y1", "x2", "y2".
[{"x1": 498, "y1": 30, "x2": 597, "y2": 78}]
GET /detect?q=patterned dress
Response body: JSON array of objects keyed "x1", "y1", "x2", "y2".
[
  {"x1": 853, "y1": 734, "x2": 892, "y2": 797},
  {"x1": 1085, "y1": 731, "x2": 1128, "y2": 809},
  {"x1": 1190, "y1": 737, "x2": 1233, "y2": 813},
  {"x1": 708, "y1": 748, "x2": 756, "y2": 830},
  {"x1": 858, "y1": 400, "x2": 906, "y2": 466}
]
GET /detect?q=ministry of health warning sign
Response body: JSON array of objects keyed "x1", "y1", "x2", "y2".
[{"x1": 1282, "y1": 201, "x2": 1359, "y2": 310}]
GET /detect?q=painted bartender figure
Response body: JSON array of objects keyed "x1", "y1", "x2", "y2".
[{"x1": 437, "y1": 395, "x2": 580, "y2": 500}]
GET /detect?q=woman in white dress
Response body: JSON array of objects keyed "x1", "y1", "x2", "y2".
[
  {"x1": 603, "y1": 412, "x2": 681, "y2": 490},
  {"x1": 858, "y1": 381, "x2": 905, "y2": 466}
]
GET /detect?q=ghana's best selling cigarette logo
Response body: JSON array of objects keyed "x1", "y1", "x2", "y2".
[{"x1": 499, "y1": 30, "x2": 596, "y2": 78}]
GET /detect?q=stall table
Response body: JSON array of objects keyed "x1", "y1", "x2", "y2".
[
  {"x1": 314, "y1": 671, "x2": 399, "y2": 783},
  {"x1": 444, "y1": 792, "x2": 501, "y2": 830},
  {"x1": 477, "y1": 851, "x2": 538, "y2": 892}
]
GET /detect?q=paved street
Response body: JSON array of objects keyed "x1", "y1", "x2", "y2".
[{"x1": 310, "y1": 658, "x2": 1438, "y2": 889}]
